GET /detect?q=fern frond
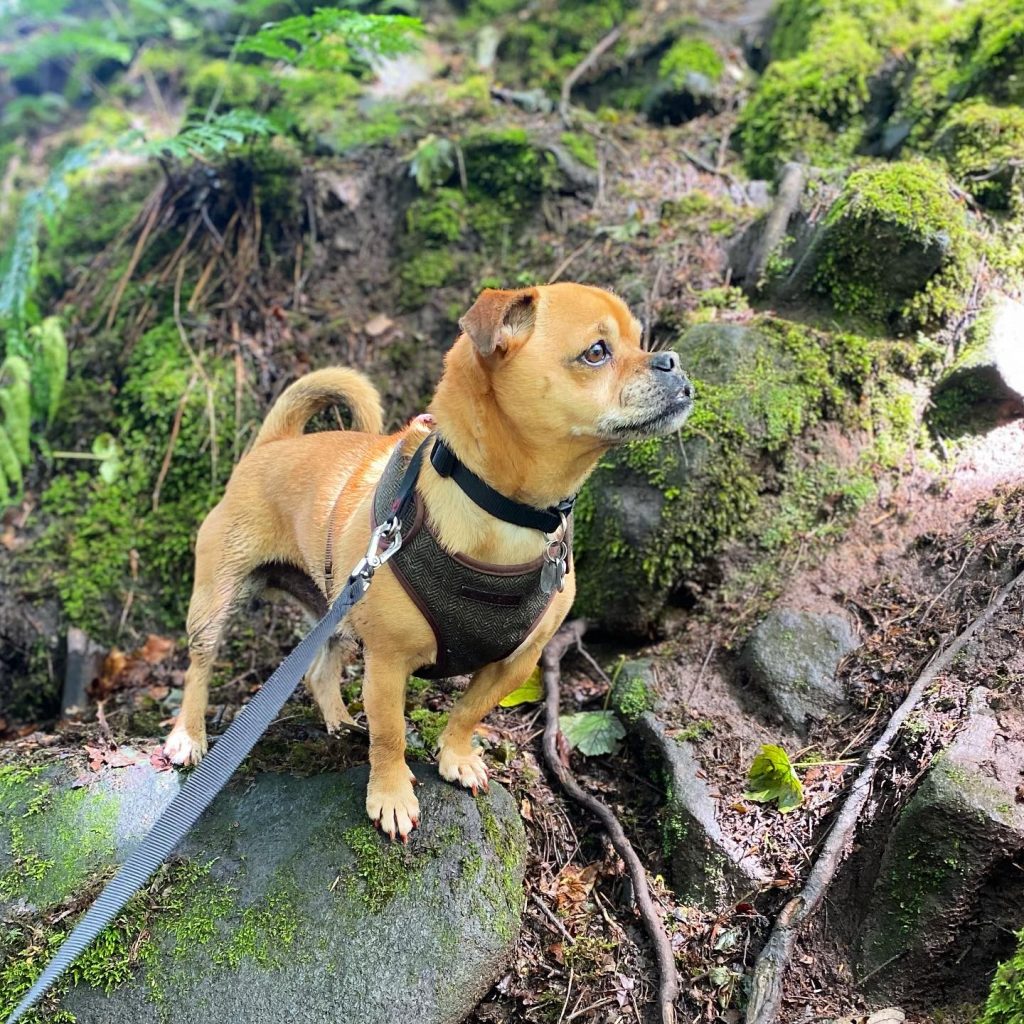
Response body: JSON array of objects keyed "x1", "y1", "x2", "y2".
[
  {"x1": 239, "y1": 9, "x2": 422, "y2": 70},
  {"x1": 0, "y1": 23, "x2": 133, "y2": 77},
  {"x1": 138, "y1": 109, "x2": 276, "y2": 161},
  {"x1": 0, "y1": 425, "x2": 23, "y2": 496},
  {"x1": 0, "y1": 356, "x2": 32, "y2": 465},
  {"x1": 28, "y1": 317, "x2": 68, "y2": 424}
]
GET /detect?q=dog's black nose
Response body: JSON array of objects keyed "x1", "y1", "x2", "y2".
[{"x1": 649, "y1": 350, "x2": 680, "y2": 374}]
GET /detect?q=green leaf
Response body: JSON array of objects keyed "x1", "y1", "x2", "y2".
[
  {"x1": 0, "y1": 356, "x2": 32, "y2": 465},
  {"x1": 409, "y1": 135, "x2": 456, "y2": 191},
  {"x1": 137, "y1": 110, "x2": 276, "y2": 162},
  {"x1": 559, "y1": 710, "x2": 625, "y2": 757},
  {"x1": 499, "y1": 668, "x2": 543, "y2": 707},
  {"x1": 28, "y1": 316, "x2": 68, "y2": 424},
  {"x1": 92, "y1": 433, "x2": 123, "y2": 484},
  {"x1": 0, "y1": 426, "x2": 22, "y2": 495},
  {"x1": 744, "y1": 743, "x2": 804, "y2": 813}
]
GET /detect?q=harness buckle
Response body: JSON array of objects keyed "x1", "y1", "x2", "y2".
[{"x1": 351, "y1": 517, "x2": 403, "y2": 583}]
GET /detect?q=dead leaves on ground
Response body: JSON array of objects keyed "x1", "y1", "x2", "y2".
[{"x1": 91, "y1": 633, "x2": 177, "y2": 700}]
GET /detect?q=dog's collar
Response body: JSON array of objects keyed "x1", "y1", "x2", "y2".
[{"x1": 429, "y1": 436, "x2": 575, "y2": 534}]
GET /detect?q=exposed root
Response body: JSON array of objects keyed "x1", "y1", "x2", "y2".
[
  {"x1": 541, "y1": 619, "x2": 680, "y2": 1024},
  {"x1": 744, "y1": 563, "x2": 1024, "y2": 1024}
]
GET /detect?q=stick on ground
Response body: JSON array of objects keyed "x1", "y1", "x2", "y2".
[
  {"x1": 541, "y1": 620, "x2": 679, "y2": 1024},
  {"x1": 559, "y1": 25, "x2": 623, "y2": 126},
  {"x1": 744, "y1": 564, "x2": 1024, "y2": 1024}
]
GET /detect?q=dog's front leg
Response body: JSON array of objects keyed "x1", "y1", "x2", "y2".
[
  {"x1": 437, "y1": 642, "x2": 546, "y2": 796},
  {"x1": 363, "y1": 648, "x2": 420, "y2": 841}
]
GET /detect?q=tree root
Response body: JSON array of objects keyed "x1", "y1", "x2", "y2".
[
  {"x1": 744, "y1": 563, "x2": 1024, "y2": 1024},
  {"x1": 559, "y1": 25, "x2": 623, "y2": 126},
  {"x1": 541, "y1": 620, "x2": 679, "y2": 1024}
]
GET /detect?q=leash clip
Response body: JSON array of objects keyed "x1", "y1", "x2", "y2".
[{"x1": 351, "y1": 517, "x2": 403, "y2": 583}]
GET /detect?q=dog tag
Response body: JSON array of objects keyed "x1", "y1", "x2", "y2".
[{"x1": 540, "y1": 540, "x2": 568, "y2": 595}]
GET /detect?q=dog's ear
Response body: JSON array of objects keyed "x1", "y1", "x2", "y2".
[{"x1": 459, "y1": 288, "x2": 538, "y2": 357}]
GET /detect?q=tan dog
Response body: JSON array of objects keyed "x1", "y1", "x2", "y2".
[{"x1": 164, "y1": 283, "x2": 693, "y2": 839}]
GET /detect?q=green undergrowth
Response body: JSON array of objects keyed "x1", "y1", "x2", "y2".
[
  {"x1": 740, "y1": 0, "x2": 1024, "y2": 185},
  {"x1": 980, "y1": 929, "x2": 1024, "y2": 1024},
  {"x1": 28, "y1": 317, "x2": 257, "y2": 642},
  {"x1": 398, "y1": 127, "x2": 554, "y2": 309}
]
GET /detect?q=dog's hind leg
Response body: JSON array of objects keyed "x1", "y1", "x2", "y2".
[
  {"x1": 305, "y1": 634, "x2": 361, "y2": 734},
  {"x1": 165, "y1": 511, "x2": 251, "y2": 766}
]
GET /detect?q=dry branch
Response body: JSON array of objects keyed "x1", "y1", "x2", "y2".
[
  {"x1": 559, "y1": 25, "x2": 623, "y2": 126},
  {"x1": 541, "y1": 620, "x2": 679, "y2": 1024},
  {"x1": 744, "y1": 564, "x2": 1024, "y2": 1024}
]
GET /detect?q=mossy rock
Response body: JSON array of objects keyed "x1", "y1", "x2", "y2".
[
  {"x1": 933, "y1": 100, "x2": 1024, "y2": 210},
  {"x1": 645, "y1": 37, "x2": 730, "y2": 125},
  {"x1": 857, "y1": 688, "x2": 1024, "y2": 1005},
  {"x1": 573, "y1": 318, "x2": 901, "y2": 634},
  {"x1": 3, "y1": 761, "x2": 526, "y2": 1024},
  {"x1": 809, "y1": 160, "x2": 974, "y2": 327}
]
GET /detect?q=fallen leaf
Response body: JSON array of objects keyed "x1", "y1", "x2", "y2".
[
  {"x1": 555, "y1": 862, "x2": 599, "y2": 913},
  {"x1": 364, "y1": 314, "x2": 394, "y2": 337},
  {"x1": 148, "y1": 749, "x2": 174, "y2": 772},
  {"x1": 500, "y1": 668, "x2": 544, "y2": 707},
  {"x1": 520, "y1": 797, "x2": 534, "y2": 822},
  {"x1": 139, "y1": 634, "x2": 174, "y2": 664},
  {"x1": 146, "y1": 685, "x2": 171, "y2": 701}
]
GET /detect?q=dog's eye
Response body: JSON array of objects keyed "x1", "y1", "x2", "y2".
[{"x1": 581, "y1": 340, "x2": 610, "y2": 366}]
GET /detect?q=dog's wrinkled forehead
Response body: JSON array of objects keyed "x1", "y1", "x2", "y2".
[{"x1": 536, "y1": 284, "x2": 643, "y2": 346}]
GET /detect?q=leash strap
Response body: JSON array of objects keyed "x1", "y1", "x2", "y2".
[
  {"x1": 6, "y1": 440, "x2": 424, "y2": 1024},
  {"x1": 429, "y1": 436, "x2": 575, "y2": 534}
]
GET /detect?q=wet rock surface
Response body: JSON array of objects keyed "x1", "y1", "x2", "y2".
[
  {"x1": 739, "y1": 609, "x2": 858, "y2": 732},
  {"x1": 7, "y1": 763, "x2": 525, "y2": 1024}
]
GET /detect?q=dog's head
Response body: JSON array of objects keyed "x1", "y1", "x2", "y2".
[{"x1": 455, "y1": 282, "x2": 693, "y2": 445}]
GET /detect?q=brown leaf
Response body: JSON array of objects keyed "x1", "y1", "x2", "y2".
[
  {"x1": 520, "y1": 798, "x2": 534, "y2": 822},
  {"x1": 139, "y1": 634, "x2": 174, "y2": 665},
  {"x1": 148, "y1": 749, "x2": 174, "y2": 772},
  {"x1": 554, "y1": 862, "x2": 599, "y2": 913},
  {"x1": 146, "y1": 685, "x2": 171, "y2": 701},
  {"x1": 364, "y1": 314, "x2": 394, "y2": 338}
]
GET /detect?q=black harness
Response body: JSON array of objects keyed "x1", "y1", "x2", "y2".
[{"x1": 372, "y1": 436, "x2": 573, "y2": 678}]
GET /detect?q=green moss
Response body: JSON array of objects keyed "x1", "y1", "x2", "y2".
[
  {"x1": 408, "y1": 708, "x2": 449, "y2": 752},
  {"x1": 0, "y1": 771, "x2": 118, "y2": 909},
  {"x1": 934, "y1": 100, "x2": 1024, "y2": 209},
  {"x1": 674, "y1": 719, "x2": 715, "y2": 743},
  {"x1": 213, "y1": 874, "x2": 302, "y2": 970},
  {"x1": 342, "y1": 824, "x2": 417, "y2": 913},
  {"x1": 659, "y1": 38, "x2": 724, "y2": 86},
  {"x1": 398, "y1": 248, "x2": 458, "y2": 309},
  {"x1": 29, "y1": 317, "x2": 257, "y2": 641},
  {"x1": 559, "y1": 131, "x2": 598, "y2": 170},
  {"x1": 185, "y1": 59, "x2": 272, "y2": 112},
  {"x1": 738, "y1": 14, "x2": 879, "y2": 179},
  {"x1": 406, "y1": 188, "x2": 467, "y2": 244},
  {"x1": 980, "y1": 929, "x2": 1024, "y2": 1024},
  {"x1": 614, "y1": 675, "x2": 652, "y2": 723},
  {"x1": 813, "y1": 160, "x2": 974, "y2": 326}
]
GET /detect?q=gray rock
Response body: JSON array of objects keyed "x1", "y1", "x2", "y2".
[
  {"x1": 740, "y1": 609, "x2": 859, "y2": 731},
  {"x1": 5, "y1": 762, "x2": 525, "y2": 1024},
  {"x1": 857, "y1": 688, "x2": 1024, "y2": 1001},
  {"x1": 932, "y1": 294, "x2": 1024, "y2": 426},
  {"x1": 611, "y1": 660, "x2": 767, "y2": 908}
]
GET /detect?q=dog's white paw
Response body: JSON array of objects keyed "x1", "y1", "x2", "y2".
[
  {"x1": 164, "y1": 726, "x2": 208, "y2": 766},
  {"x1": 366, "y1": 772, "x2": 420, "y2": 842},
  {"x1": 438, "y1": 745, "x2": 489, "y2": 796}
]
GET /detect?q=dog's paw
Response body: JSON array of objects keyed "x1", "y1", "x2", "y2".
[
  {"x1": 366, "y1": 772, "x2": 420, "y2": 842},
  {"x1": 438, "y1": 745, "x2": 489, "y2": 796},
  {"x1": 323, "y1": 708, "x2": 361, "y2": 736},
  {"x1": 163, "y1": 726, "x2": 208, "y2": 766}
]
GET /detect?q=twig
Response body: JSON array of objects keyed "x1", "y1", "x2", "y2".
[
  {"x1": 548, "y1": 238, "x2": 595, "y2": 285},
  {"x1": 95, "y1": 700, "x2": 115, "y2": 747},
  {"x1": 744, "y1": 564, "x2": 1024, "y2": 1024},
  {"x1": 152, "y1": 371, "x2": 198, "y2": 511},
  {"x1": 559, "y1": 25, "x2": 623, "y2": 126},
  {"x1": 530, "y1": 890, "x2": 575, "y2": 944},
  {"x1": 542, "y1": 621, "x2": 679, "y2": 1024}
]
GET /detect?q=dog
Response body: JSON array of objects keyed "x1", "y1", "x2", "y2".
[{"x1": 163, "y1": 283, "x2": 693, "y2": 839}]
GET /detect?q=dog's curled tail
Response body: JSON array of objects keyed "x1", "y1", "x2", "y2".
[{"x1": 252, "y1": 368, "x2": 384, "y2": 448}]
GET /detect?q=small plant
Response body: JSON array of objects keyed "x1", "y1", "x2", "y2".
[
  {"x1": 744, "y1": 743, "x2": 804, "y2": 813},
  {"x1": 559, "y1": 710, "x2": 626, "y2": 756}
]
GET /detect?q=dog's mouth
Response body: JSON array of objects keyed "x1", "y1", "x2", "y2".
[{"x1": 598, "y1": 395, "x2": 694, "y2": 442}]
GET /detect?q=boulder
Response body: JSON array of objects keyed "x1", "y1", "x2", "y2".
[
  {"x1": 857, "y1": 688, "x2": 1024, "y2": 1004},
  {"x1": 739, "y1": 609, "x2": 859, "y2": 731},
  {"x1": 930, "y1": 295, "x2": 1024, "y2": 434},
  {"x1": 573, "y1": 317, "x2": 897, "y2": 635},
  {"x1": 2, "y1": 759, "x2": 526, "y2": 1024},
  {"x1": 611, "y1": 660, "x2": 767, "y2": 907}
]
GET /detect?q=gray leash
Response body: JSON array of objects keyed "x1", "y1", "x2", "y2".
[{"x1": 5, "y1": 516, "x2": 403, "y2": 1024}]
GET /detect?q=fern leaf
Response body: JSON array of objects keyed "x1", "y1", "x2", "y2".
[
  {"x1": 28, "y1": 317, "x2": 68, "y2": 424},
  {"x1": 0, "y1": 23, "x2": 133, "y2": 77},
  {"x1": 0, "y1": 391, "x2": 30, "y2": 467},
  {"x1": 138, "y1": 110, "x2": 276, "y2": 161},
  {"x1": 0, "y1": 425, "x2": 22, "y2": 496},
  {"x1": 239, "y1": 9, "x2": 422, "y2": 70}
]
